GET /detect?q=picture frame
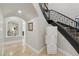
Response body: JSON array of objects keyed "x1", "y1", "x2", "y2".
[
  {"x1": 7, "y1": 21, "x2": 19, "y2": 36},
  {"x1": 28, "y1": 22, "x2": 33, "y2": 31}
]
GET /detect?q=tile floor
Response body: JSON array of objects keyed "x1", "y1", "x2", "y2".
[{"x1": 0, "y1": 42, "x2": 64, "y2": 56}]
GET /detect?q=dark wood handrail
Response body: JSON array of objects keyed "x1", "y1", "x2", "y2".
[{"x1": 44, "y1": 3, "x2": 49, "y2": 12}]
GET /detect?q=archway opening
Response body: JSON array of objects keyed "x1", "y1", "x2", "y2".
[{"x1": 4, "y1": 16, "x2": 27, "y2": 55}]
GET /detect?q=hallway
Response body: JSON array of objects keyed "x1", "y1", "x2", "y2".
[{"x1": 0, "y1": 3, "x2": 79, "y2": 56}]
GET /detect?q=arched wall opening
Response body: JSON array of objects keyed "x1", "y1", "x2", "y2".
[{"x1": 4, "y1": 16, "x2": 27, "y2": 46}]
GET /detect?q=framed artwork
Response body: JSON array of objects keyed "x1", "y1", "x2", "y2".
[
  {"x1": 28, "y1": 22, "x2": 33, "y2": 31},
  {"x1": 7, "y1": 21, "x2": 19, "y2": 36}
]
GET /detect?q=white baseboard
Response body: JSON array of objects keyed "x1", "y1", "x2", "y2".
[
  {"x1": 25, "y1": 43, "x2": 38, "y2": 53},
  {"x1": 38, "y1": 46, "x2": 72, "y2": 56},
  {"x1": 58, "y1": 48, "x2": 72, "y2": 56},
  {"x1": 37, "y1": 46, "x2": 46, "y2": 54},
  {"x1": 1, "y1": 40, "x2": 22, "y2": 45},
  {"x1": 25, "y1": 43, "x2": 72, "y2": 56},
  {"x1": 25, "y1": 43, "x2": 72, "y2": 55},
  {"x1": 25, "y1": 43, "x2": 46, "y2": 54}
]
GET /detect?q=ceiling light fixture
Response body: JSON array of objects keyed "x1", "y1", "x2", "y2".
[{"x1": 18, "y1": 10, "x2": 22, "y2": 14}]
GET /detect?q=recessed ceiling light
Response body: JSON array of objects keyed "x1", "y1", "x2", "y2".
[{"x1": 18, "y1": 10, "x2": 22, "y2": 14}]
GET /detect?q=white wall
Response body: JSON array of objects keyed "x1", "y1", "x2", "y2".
[
  {"x1": 45, "y1": 24, "x2": 78, "y2": 55},
  {"x1": 33, "y1": 4, "x2": 48, "y2": 50},
  {"x1": 26, "y1": 4, "x2": 48, "y2": 51},
  {"x1": 0, "y1": 8, "x2": 4, "y2": 42},
  {"x1": 58, "y1": 32, "x2": 79, "y2": 56},
  {"x1": 27, "y1": 16, "x2": 48, "y2": 52},
  {"x1": 27, "y1": 17, "x2": 39, "y2": 51},
  {"x1": 0, "y1": 8, "x2": 4, "y2": 56},
  {"x1": 48, "y1": 3, "x2": 79, "y2": 20}
]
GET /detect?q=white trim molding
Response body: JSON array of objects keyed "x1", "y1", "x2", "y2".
[
  {"x1": 25, "y1": 43, "x2": 46, "y2": 54},
  {"x1": 0, "y1": 40, "x2": 22, "y2": 46},
  {"x1": 58, "y1": 48, "x2": 72, "y2": 56},
  {"x1": 25, "y1": 43, "x2": 73, "y2": 56}
]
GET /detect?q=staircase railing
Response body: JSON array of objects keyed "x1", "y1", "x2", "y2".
[
  {"x1": 39, "y1": 3, "x2": 79, "y2": 54},
  {"x1": 49, "y1": 9, "x2": 79, "y2": 29},
  {"x1": 40, "y1": 3, "x2": 79, "y2": 29}
]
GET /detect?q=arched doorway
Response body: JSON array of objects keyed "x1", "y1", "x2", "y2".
[{"x1": 3, "y1": 16, "x2": 27, "y2": 55}]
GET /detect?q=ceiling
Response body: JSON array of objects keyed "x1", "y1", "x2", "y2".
[{"x1": 0, "y1": 3, "x2": 38, "y2": 21}]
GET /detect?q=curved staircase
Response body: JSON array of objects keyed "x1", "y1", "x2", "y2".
[{"x1": 39, "y1": 3, "x2": 79, "y2": 54}]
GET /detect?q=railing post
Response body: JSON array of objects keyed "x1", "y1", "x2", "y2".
[{"x1": 49, "y1": 10, "x2": 50, "y2": 20}]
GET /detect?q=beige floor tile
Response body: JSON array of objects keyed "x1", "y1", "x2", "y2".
[{"x1": 0, "y1": 42, "x2": 64, "y2": 56}]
